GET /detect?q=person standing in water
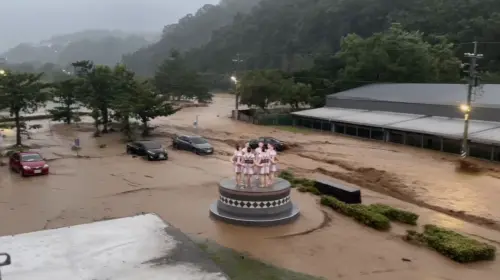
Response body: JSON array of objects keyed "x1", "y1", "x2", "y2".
[
  {"x1": 230, "y1": 144, "x2": 243, "y2": 186},
  {"x1": 268, "y1": 143, "x2": 278, "y2": 184},
  {"x1": 242, "y1": 146, "x2": 255, "y2": 187}
]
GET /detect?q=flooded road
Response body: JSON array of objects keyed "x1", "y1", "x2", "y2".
[{"x1": 1, "y1": 94, "x2": 500, "y2": 279}]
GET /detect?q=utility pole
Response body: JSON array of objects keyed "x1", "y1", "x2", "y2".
[
  {"x1": 232, "y1": 53, "x2": 243, "y2": 120},
  {"x1": 461, "y1": 41, "x2": 483, "y2": 158}
]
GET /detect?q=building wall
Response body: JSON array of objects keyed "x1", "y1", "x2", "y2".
[
  {"x1": 292, "y1": 115, "x2": 500, "y2": 162},
  {"x1": 326, "y1": 98, "x2": 500, "y2": 122}
]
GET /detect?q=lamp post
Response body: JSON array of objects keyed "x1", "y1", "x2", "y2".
[
  {"x1": 461, "y1": 41, "x2": 483, "y2": 158},
  {"x1": 230, "y1": 75, "x2": 239, "y2": 120},
  {"x1": 0, "y1": 69, "x2": 5, "y2": 76}
]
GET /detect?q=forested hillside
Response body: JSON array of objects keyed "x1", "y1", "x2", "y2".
[
  {"x1": 123, "y1": 0, "x2": 262, "y2": 75},
  {"x1": 186, "y1": 0, "x2": 500, "y2": 73},
  {"x1": 2, "y1": 30, "x2": 158, "y2": 66}
]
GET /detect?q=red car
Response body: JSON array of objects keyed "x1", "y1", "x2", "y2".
[{"x1": 9, "y1": 151, "x2": 49, "y2": 176}]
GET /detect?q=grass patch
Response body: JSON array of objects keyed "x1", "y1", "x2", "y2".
[
  {"x1": 405, "y1": 225, "x2": 496, "y2": 263},
  {"x1": 197, "y1": 239, "x2": 325, "y2": 280},
  {"x1": 320, "y1": 196, "x2": 391, "y2": 231},
  {"x1": 368, "y1": 203, "x2": 419, "y2": 225}
]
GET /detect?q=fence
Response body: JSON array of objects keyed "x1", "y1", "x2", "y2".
[{"x1": 233, "y1": 109, "x2": 294, "y2": 126}]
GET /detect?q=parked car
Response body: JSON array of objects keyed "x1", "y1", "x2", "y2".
[
  {"x1": 249, "y1": 137, "x2": 286, "y2": 151},
  {"x1": 172, "y1": 135, "x2": 214, "y2": 155},
  {"x1": 9, "y1": 151, "x2": 49, "y2": 176},
  {"x1": 126, "y1": 140, "x2": 168, "y2": 161}
]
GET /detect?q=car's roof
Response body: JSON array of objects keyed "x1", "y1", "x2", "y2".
[
  {"x1": 183, "y1": 135, "x2": 203, "y2": 138},
  {"x1": 136, "y1": 140, "x2": 159, "y2": 143},
  {"x1": 258, "y1": 137, "x2": 279, "y2": 141},
  {"x1": 19, "y1": 151, "x2": 40, "y2": 155}
]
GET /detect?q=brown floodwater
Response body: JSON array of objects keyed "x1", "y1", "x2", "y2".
[{"x1": 1, "y1": 94, "x2": 499, "y2": 280}]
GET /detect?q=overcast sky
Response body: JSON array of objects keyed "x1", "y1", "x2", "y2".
[{"x1": 0, "y1": 0, "x2": 218, "y2": 51}]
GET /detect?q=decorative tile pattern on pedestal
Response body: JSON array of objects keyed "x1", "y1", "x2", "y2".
[{"x1": 219, "y1": 195, "x2": 290, "y2": 209}]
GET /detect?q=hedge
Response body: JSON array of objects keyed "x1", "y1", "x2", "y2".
[
  {"x1": 368, "y1": 204, "x2": 419, "y2": 225},
  {"x1": 278, "y1": 170, "x2": 315, "y2": 188},
  {"x1": 405, "y1": 225, "x2": 496, "y2": 263},
  {"x1": 278, "y1": 170, "x2": 294, "y2": 182},
  {"x1": 320, "y1": 196, "x2": 391, "y2": 231},
  {"x1": 297, "y1": 185, "x2": 321, "y2": 195},
  {"x1": 282, "y1": 171, "x2": 419, "y2": 229}
]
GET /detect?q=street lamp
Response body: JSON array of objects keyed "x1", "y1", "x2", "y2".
[
  {"x1": 459, "y1": 104, "x2": 471, "y2": 113},
  {"x1": 0, "y1": 69, "x2": 5, "y2": 76},
  {"x1": 460, "y1": 103, "x2": 472, "y2": 158},
  {"x1": 230, "y1": 75, "x2": 239, "y2": 120}
]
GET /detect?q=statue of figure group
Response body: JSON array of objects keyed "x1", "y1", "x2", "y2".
[{"x1": 230, "y1": 141, "x2": 279, "y2": 188}]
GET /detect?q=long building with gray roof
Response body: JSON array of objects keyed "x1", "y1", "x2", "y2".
[{"x1": 291, "y1": 83, "x2": 500, "y2": 162}]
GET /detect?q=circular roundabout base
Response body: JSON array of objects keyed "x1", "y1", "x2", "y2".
[
  {"x1": 209, "y1": 178, "x2": 301, "y2": 227},
  {"x1": 209, "y1": 202, "x2": 300, "y2": 227}
]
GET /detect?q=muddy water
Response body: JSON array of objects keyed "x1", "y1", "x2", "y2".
[
  {"x1": 152, "y1": 94, "x2": 500, "y2": 225},
  {"x1": 1, "y1": 94, "x2": 500, "y2": 279}
]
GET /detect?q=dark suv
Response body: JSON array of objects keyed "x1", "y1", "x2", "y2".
[
  {"x1": 126, "y1": 140, "x2": 168, "y2": 160},
  {"x1": 249, "y1": 137, "x2": 286, "y2": 151},
  {"x1": 172, "y1": 135, "x2": 214, "y2": 155}
]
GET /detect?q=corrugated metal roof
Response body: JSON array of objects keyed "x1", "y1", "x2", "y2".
[
  {"x1": 470, "y1": 128, "x2": 500, "y2": 145},
  {"x1": 387, "y1": 116, "x2": 500, "y2": 139},
  {"x1": 334, "y1": 111, "x2": 422, "y2": 126},
  {"x1": 328, "y1": 83, "x2": 500, "y2": 107},
  {"x1": 292, "y1": 107, "x2": 500, "y2": 144},
  {"x1": 291, "y1": 107, "x2": 367, "y2": 120}
]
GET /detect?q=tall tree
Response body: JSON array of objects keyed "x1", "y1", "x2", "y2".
[
  {"x1": 238, "y1": 70, "x2": 282, "y2": 110},
  {"x1": 48, "y1": 77, "x2": 81, "y2": 124},
  {"x1": 72, "y1": 60, "x2": 116, "y2": 135},
  {"x1": 154, "y1": 51, "x2": 212, "y2": 102},
  {"x1": 279, "y1": 79, "x2": 313, "y2": 109},
  {"x1": 335, "y1": 23, "x2": 461, "y2": 90},
  {"x1": 131, "y1": 79, "x2": 180, "y2": 136},
  {"x1": 110, "y1": 65, "x2": 138, "y2": 140},
  {"x1": 0, "y1": 71, "x2": 49, "y2": 146}
]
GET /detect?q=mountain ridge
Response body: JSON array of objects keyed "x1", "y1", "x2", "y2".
[{"x1": 1, "y1": 29, "x2": 160, "y2": 66}]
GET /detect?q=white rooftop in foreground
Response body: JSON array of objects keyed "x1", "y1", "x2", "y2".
[
  {"x1": 292, "y1": 107, "x2": 500, "y2": 145},
  {"x1": 0, "y1": 214, "x2": 228, "y2": 280}
]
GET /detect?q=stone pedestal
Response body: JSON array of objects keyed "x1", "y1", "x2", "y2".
[{"x1": 209, "y1": 178, "x2": 300, "y2": 226}]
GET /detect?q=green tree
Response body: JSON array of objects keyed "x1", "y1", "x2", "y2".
[
  {"x1": 279, "y1": 79, "x2": 313, "y2": 109},
  {"x1": 110, "y1": 65, "x2": 138, "y2": 140},
  {"x1": 335, "y1": 23, "x2": 461, "y2": 90},
  {"x1": 72, "y1": 60, "x2": 116, "y2": 135},
  {"x1": 131, "y1": 79, "x2": 180, "y2": 136},
  {"x1": 48, "y1": 77, "x2": 81, "y2": 124},
  {"x1": 154, "y1": 51, "x2": 212, "y2": 102},
  {"x1": 238, "y1": 70, "x2": 282, "y2": 110},
  {"x1": 0, "y1": 71, "x2": 49, "y2": 146}
]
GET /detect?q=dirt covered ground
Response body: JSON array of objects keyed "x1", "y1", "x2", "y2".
[{"x1": 1, "y1": 94, "x2": 500, "y2": 280}]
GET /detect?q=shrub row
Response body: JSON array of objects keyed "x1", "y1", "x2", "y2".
[
  {"x1": 297, "y1": 185, "x2": 321, "y2": 195},
  {"x1": 320, "y1": 196, "x2": 391, "y2": 231},
  {"x1": 368, "y1": 204, "x2": 419, "y2": 225},
  {"x1": 278, "y1": 170, "x2": 315, "y2": 188},
  {"x1": 405, "y1": 225, "x2": 496, "y2": 263},
  {"x1": 281, "y1": 170, "x2": 419, "y2": 227}
]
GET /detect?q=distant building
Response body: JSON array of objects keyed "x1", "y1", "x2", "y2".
[{"x1": 292, "y1": 83, "x2": 500, "y2": 162}]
